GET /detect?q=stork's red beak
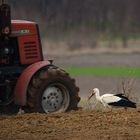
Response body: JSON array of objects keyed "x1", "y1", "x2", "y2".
[{"x1": 88, "y1": 92, "x2": 95, "y2": 101}]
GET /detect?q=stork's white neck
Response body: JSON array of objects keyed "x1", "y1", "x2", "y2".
[{"x1": 94, "y1": 88, "x2": 101, "y2": 101}]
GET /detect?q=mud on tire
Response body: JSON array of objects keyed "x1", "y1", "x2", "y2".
[{"x1": 26, "y1": 65, "x2": 80, "y2": 113}]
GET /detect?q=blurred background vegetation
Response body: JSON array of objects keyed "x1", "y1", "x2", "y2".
[{"x1": 8, "y1": 0, "x2": 140, "y2": 51}]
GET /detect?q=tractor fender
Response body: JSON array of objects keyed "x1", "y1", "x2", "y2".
[{"x1": 14, "y1": 61, "x2": 50, "y2": 106}]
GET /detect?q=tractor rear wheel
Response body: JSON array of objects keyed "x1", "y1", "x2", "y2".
[{"x1": 26, "y1": 66, "x2": 80, "y2": 113}]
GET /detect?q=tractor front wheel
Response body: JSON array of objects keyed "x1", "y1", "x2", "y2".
[{"x1": 26, "y1": 66, "x2": 80, "y2": 113}]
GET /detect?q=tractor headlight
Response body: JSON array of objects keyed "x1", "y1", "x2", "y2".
[{"x1": 4, "y1": 47, "x2": 9, "y2": 55}]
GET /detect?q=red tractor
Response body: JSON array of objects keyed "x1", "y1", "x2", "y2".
[{"x1": 0, "y1": 1, "x2": 80, "y2": 114}]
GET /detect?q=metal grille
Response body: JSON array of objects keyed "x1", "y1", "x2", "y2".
[{"x1": 24, "y1": 41, "x2": 38, "y2": 59}]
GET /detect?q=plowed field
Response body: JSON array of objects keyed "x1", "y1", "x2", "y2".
[{"x1": 0, "y1": 108, "x2": 140, "y2": 140}]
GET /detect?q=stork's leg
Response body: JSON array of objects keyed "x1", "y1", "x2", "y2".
[
  {"x1": 124, "y1": 107, "x2": 128, "y2": 124},
  {"x1": 104, "y1": 107, "x2": 113, "y2": 123},
  {"x1": 108, "y1": 108, "x2": 114, "y2": 123},
  {"x1": 104, "y1": 105, "x2": 114, "y2": 123}
]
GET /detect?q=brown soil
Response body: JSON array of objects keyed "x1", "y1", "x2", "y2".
[{"x1": 0, "y1": 108, "x2": 140, "y2": 140}]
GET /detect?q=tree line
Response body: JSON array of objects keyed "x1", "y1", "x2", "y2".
[{"x1": 7, "y1": 0, "x2": 140, "y2": 48}]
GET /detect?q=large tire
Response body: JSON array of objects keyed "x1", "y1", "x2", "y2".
[{"x1": 26, "y1": 66, "x2": 80, "y2": 113}]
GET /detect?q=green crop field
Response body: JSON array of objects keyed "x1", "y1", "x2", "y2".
[{"x1": 64, "y1": 66, "x2": 140, "y2": 77}]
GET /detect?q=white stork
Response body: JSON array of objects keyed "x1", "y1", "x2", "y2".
[{"x1": 88, "y1": 88, "x2": 136, "y2": 109}]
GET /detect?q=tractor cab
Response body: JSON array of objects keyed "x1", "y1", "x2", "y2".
[{"x1": 0, "y1": 2, "x2": 43, "y2": 66}]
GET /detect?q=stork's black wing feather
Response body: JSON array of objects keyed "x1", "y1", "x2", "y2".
[
  {"x1": 114, "y1": 93, "x2": 129, "y2": 100},
  {"x1": 108, "y1": 98, "x2": 136, "y2": 108}
]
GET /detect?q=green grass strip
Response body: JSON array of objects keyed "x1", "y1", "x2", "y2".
[{"x1": 64, "y1": 66, "x2": 140, "y2": 77}]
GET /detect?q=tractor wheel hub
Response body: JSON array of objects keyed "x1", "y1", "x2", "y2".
[{"x1": 41, "y1": 86, "x2": 65, "y2": 113}]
